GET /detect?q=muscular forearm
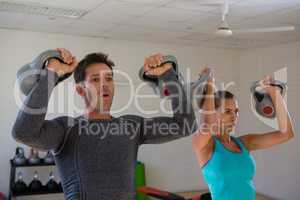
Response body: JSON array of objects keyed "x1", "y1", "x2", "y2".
[{"x1": 12, "y1": 69, "x2": 65, "y2": 150}]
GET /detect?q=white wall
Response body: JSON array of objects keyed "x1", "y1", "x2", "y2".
[
  {"x1": 0, "y1": 28, "x2": 239, "y2": 199},
  {"x1": 2, "y1": 28, "x2": 299, "y2": 200},
  {"x1": 236, "y1": 42, "x2": 300, "y2": 200}
]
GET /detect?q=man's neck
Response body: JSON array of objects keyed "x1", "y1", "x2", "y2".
[{"x1": 84, "y1": 110, "x2": 112, "y2": 120}]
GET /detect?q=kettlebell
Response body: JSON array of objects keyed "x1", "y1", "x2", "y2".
[
  {"x1": 17, "y1": 50, "x2": 72, "y2": 95},
  {"x1": 44, "y1": 151, "x2": 55, "y2": 164},
  {"x1": 139, "y1": 55, "x2": 183, "y2": 98},
  {"x1": 29, "y1": 171, "x2": 43, "y2": 192},
  {"x1": 46, "y1": 172, "x2": 60, "y2": 192},
  {"x1": 28, "y1": 148, "x2": 41, "y2": 164},
  {"x1": 251, "y1": 80, "x2": 286, "y2": 118},
  {"x1": 13, "y1": 147, "x2": 27, "y2": 165},
  {"x1": 12, "y1": 172, "x2": 28, "y2": 194}
]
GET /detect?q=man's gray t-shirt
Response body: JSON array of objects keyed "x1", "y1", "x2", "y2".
[{"x1": 12, "y1": 68, "x2": 197, "y2": 200}]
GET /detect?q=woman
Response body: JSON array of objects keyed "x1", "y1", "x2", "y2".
[{"x1": 192, "y1": 68, "x2": 295, "y2": 200}]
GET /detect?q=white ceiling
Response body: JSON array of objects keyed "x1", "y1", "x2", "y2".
[{"x1": 0, "y1": 0, "x2": 300, "y2": 49}]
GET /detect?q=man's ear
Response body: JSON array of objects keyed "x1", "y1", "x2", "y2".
[{"x1": 75, "y1": 83, "x2": 86, "y2": 97}]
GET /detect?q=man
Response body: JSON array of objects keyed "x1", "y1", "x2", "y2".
[{"x1": 12, "y1": 48, "x2": 197, "y2": 200}]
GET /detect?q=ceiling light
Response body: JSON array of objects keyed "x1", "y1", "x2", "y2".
[{"x1": 215, "y1": 20, "x2": 232, "y2": 37}]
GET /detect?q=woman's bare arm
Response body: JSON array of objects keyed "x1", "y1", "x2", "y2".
[
  {"x1": 240, "y1": 76, "x2": 294, "y2": 151},
  {"x1": 193, "y1": 68, "x2": 217, "y2": 152}
]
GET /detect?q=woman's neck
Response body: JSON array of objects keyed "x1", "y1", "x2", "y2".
[{"x1": 216, "y1": 131, "x2": 231, "y2": 143}]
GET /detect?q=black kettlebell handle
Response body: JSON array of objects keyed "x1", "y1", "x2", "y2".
[
  {"x1": 139, "y1": 55, "x2": 179, "y2": 84},
  {"x1": 251, "y1": 80, "x2": 286, "y2": 102},
  {"x1": 40, "y1": 50, "x2": 72, "y2": 83},
  {"x1": 269, "y1": 82, "x2": 285, "y2": 91},
  {"x1": 251, "y1": 80, "x2": 286, "y2": 94}
]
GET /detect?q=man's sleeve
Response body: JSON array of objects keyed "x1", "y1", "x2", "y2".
[
  {"x1": 139, "y1": 68, "x2": 197, "y2": 144},
  {"x1": 12, "y1": 69, "x2": 68, "y2": 151}
]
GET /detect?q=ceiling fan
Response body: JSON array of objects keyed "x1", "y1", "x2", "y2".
[{"x1": 212, "y1": 0, "x2": 295, "y2": 37}]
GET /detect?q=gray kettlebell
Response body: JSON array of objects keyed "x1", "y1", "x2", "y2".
[
  {"x1": 13, "y1": 147, "x2": 27, "y2": 165},
  {"x1": 12, "y1": 172, "x2": 28, "y2": 194},
  {"x1": 17, "y1": 50, "x2": 72, "y2": 95},
  {"x1": 28, "y1": 148, "x2": 41, "y2": 164},
  {"x1": 44, "y1": 151, "x2": 55, "y2": 164},
  {"x1": 251, "y1": 80, "x2": 286, "y2": 118},
  {"x1": 29, "y1": 171, "x2": 43, "y2": 192},
  {"x1": 46, "y1": 171, "x2": 60, "y2": 192},
  {"x1": 139, "y1": 55, "x2": 183, "y2": 98}
]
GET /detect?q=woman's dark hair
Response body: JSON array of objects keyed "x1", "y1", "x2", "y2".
[
  {"x1": 74, "y1": 52, "x2": 115, "y2": 83},
  {"x1": 214, "y1": 90, "x2": 235, "y2": 109},
  {"x1": 199, "y1": 90, "x2": 235, "y2": 109}
]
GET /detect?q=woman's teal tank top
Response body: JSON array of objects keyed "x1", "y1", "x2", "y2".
[{"x1": 202, "y1": 136, "x2": 256, "y2": 200}]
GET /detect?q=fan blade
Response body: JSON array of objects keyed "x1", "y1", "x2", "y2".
[
  {"x1": 233, "y1": 26, "x2": 295, "y2": 34},
  {"x1": 194, "y1": 0, "x2": 240, "y2": 6}
]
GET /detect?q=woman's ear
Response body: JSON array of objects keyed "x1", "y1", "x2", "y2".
[{"x1": 75, "y1": 84, "x2": 86, "y2": 97}]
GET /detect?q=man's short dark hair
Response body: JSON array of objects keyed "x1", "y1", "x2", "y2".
[
  {"x1": 74, "y1": 52, "x2": 115, "y2": 83},
  {"x1": 199, "y1": 90, "x2": 235, "y2": 109}
]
